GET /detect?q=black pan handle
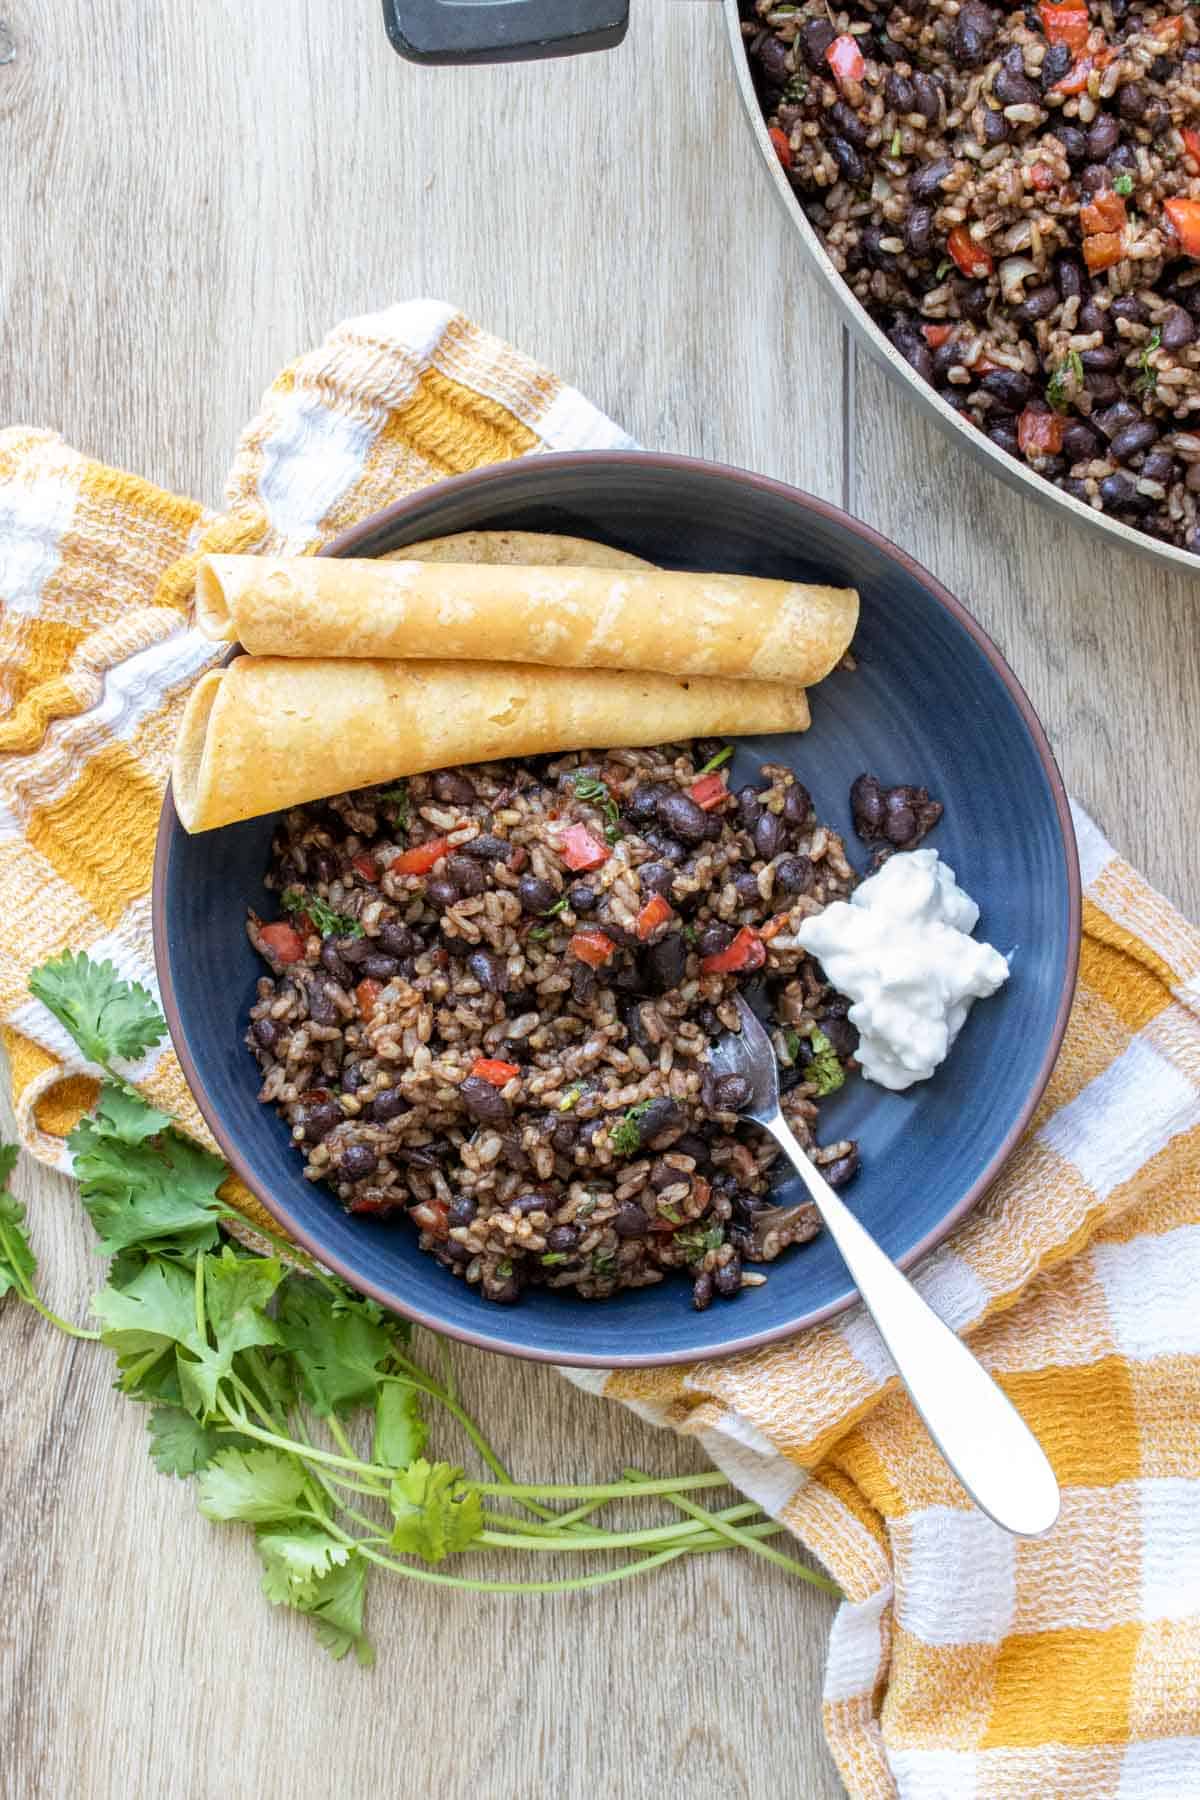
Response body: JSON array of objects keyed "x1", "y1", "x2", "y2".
[{"x1": 382, "y1": 0, "x2": 628, "y2": 64}]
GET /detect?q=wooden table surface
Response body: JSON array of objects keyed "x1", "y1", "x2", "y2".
[{"x1": 0, "y1": 2, "x2": 1195, "y2": 1797}]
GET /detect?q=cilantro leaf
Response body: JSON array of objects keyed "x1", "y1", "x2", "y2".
[
  {"x1": 93, "y1": 1257, "x2": 203, "y2": 1362},
  {"x1": 257, "y1": 1528, "x2": 350, "y2": 1606},
  {"x1": 281, "y1": 888, "x2": 362, "y2": 940},
  {"x1": 91, "y1": 1086, "x2": 173, "y2": 1146},
  {"x1": 373, "y1": 1382, "x2": 428, "y2": 1471},
  {"x1": 196, "y1": 1447, "x2": 308, "y2": 1523},
  {"x1": 572, "y1": 772, "x2": 621, "y2": 838},
  {"x1": 176, "y1": 1246, "x2": 285, "y2": 1418},
  {"x1": 610, "y1": 1099, "x2": 653, "y2": 1156},
  {"x1": 377, "y1": 782, "x2": 410, "y2": 834},
  {"x1": 781, "y1": 1028, "x2": 802, "y2": 1064},
  {"x1": 299, "y1": 1553, "x2": 374, "y2": 1665},
  {"x1": 1136, "y1": 328, "x2": 1162, "y2": 397},
  {"x1": 1113, "y1": 171, "x2": 1134, "y2": 196},
  {"x1": 0, "y1": 1148, "x2": 36, "y2": 1303},
  {"x1": 388, "y1": 1459, "x2": 483, "y2": 1563},
  {"x1": 696, "y1": 744, "x2": 734, "y2": 775},
  {"x1": 1046, "y1": 350, "x2": 1083, "y2": 415},
  {"x1": 147, "y1": 1406, "x2": 223, "y2": 1476},
  {"x1": 806, "y1": 1028, "x2": 846, "y2": 1098},
  {"x1": 70, "y1": 1089, "x2": 225, "y2": 1256},
  {"x1": 274, "y1": 1278, "x2": 396, "y2": 1417},
  {"x1": 29, "y1": 951, "x2": 165, "y2": 1071}
]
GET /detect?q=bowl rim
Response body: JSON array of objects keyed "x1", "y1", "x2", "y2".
[{"x1": 153, "y1": 448, "x2": 1082, "y2": 1366}]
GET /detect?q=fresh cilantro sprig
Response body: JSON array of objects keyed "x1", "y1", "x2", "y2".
[
  {"x1": 1046, "y1": 350, "x2": 1083, "y2": 415},
  {"x1": 806, "y1": 1027, "x2": 846, "y2": 1098},
  {"x1": 572, "y1": 772, "x2": 622, "y2": 843},
  {"x1": 4, "y1": 953, "x2": 839, "y2": 1663},
  {"x1": 609, "y1": 1099, "x2": 654, "y2": 1156},
  {"x1": 1136, "y1": 328, "x2": 1162, "y2": 397},
  {"x1": 281, "y1": 888, "x2": 363, "y2": 940}
]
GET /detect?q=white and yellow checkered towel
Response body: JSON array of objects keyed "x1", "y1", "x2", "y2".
[{"x1": 2, "y1": 302, "x2": 1198, "y2": 1800}]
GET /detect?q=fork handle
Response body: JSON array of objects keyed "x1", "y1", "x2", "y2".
[{"x1": 763, "y1": 1111, "x2": 1059, "y2": 1537}]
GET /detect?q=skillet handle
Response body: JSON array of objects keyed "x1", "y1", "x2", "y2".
[{"x1": 381, "y1": 0, "x2": 629, "y2": 65}]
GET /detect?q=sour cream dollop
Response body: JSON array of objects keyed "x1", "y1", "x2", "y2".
[{"x1": 796, "y1": 849, "x2": 1010, "y2": 1092}]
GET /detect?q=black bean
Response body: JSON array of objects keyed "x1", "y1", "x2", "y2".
[
  {"x1": 359, "y1": 953, "x2": 398, "y2": 981},
  {"x1": 980, "y1": 367, "x2": 1034, "y2": 411},
  {"x1": 1109, "y1": 143, "x2": 1137, "y2": 176},
  {"x1": 1098, "y1": 471, "x2": 1142, "y2": 509},
  {"x1": 459, "y1": 1075, "x2": 511, "y2": 1123},
  {"x1": 774, "y1": 853, "x2": 815, "y2": 897},
  {"x1": 550, "y1": 1116, "x2": 578, "y2": 1152},
  {"x1": 883, "y1": 792, "x2": 918, "y2": 844},
  {"x1": 426, "y1": 876, "x2": 460, "y2": 910},
  {"x1": 912, "y1": 72, "x2": 942, "y2": 122},
  {"x1": 252, "y1": 1017, "x2": 279, "y2": 1051},
  {"x1": 510, "y1": 1192, "x2": 550, "y2": 1217},
  {"x1": 301, "y1": 1098, "x2": 342, "y2": 1142},
  {"x1": 320, "y1": 939, "x2": 351, "y2": 984},
  {"x1": 1056, "y1": 123, "x2": 1087, "y2": 164},
  {"x1": 460, "y1": 833, "x2": 512, "y2": 862},
  {"x1": 698, "y1": 923, "x2": 734, "y2": 959},
  {"x1": 930, "y1": 337, "x2": 960, "y2": 383},
  {"x1": 307, "y1": 982, "x2": 339, "y2": 1026},
  {"x1": 631, "y1": 862, "x2": 672, "y2": 905},
  {"x1": 861, "y1": 224, "x2": 898, "y2": 271},
  {"x1": 1016, "y1": 283, "x2": 1059, "y2": 325},
  {"x1": 850, "y1": 772, "x2": 886, "y2": 836},
  {"x1": 896, "y1": 333, "x2": 935, "y2": 381},
  {"x1": 656, "y1": 790, "x2": 709, "y2": 844},
  {"x1": 370, "y1": 1086, "x2": 407, "y2": 1123},
  {"x1": 1142, "y1": 98, "x2": 1170, "y2": 138},
  {"x1": 821, "y1": 1015, "x2": 860, "y2": 1059},
  {"x1": 1084, "y1": 373, "x2": 1120, "y2": 403},
  {"x1": 377, "y1": 920, "x2": 419, "y2": 957},
  {"x1": 635, "y1": 1096, "x2": 685, "y2": 1146},
  {"x1": 643, "y1": 829, "x2": 687, "y2": 867},
  {"x1": 733, "y1": 870, "x2": 763, "y2": 905},
  {"x1": 691, "y1": 1270, "x2": 715, "y2": 1311},
  {"x1": 988, "y1": 421, "x2": 1020, "y2": 457},
  {"x1": 885, "y1": 70, "x2": 914, "y2": 110},
  {"x1": 781, "y1": 783, "x2": 811, "y2": 829},
  {"x1": 431, "y1": 770, "x2": 476, "y2": 806},
  {"x1": 908, "y1": 155, "x2": 954, "y2": 201},
  {"x1": 342, "y1": 1062, "x2": 369, "y2": 1093},
  {"x1": 1094, "y1": 399, "x2": 1142, "y2": 438},
  {"x1": 444, "y1": 854, "x2": 485, "y2": 897},
  {"x1": 546, "y1": 1223, "x2": 581, "y2": 1253},
  {"x1": 825, "y1": 1147, "x2": 861, "y2": 1189},
  {"x1": 712, "y1": 1073, "x2": 753, "y2": 1112},
  {"x1": 712, "y1": 1256, "x2": 741, "y2": 1297},
  {"x1": 447, "y1": 1194, "x2": 476, "y2": 1227},
  {"x1": 1055, "y1": 253, "x2": 1086, "y2": 300},
  {"x1": 1162, "y1": 306, "x2": 1196, "y2": 350},
  {"x1": 468, "y1": 948, "x2": 508, "y2": 993},
  {"x1": 1041, "y1": 41, "x2": 1072, "y2": 86},
  {"x1": 569, "y1": 880, "x2": 598, "y2": 910},
  {"x1": 954, "y1": 0, "x2": 996, "y2": 64},
  {"x1": 1141, "y1": 450, "x2": 1176, "y2": 483},
  {"x1": 1085, "y1": 113, "x2": 1120, "y2": 160},
  {"x1": 338, "y1": 1143, "x2": 377, "y2": 1181},
  {"x1": 755, "y1": 34, "x2": 791, "y2": 84},
  {"x1": 1149, "y1": 53, "x2": 1173, "y2": 81},
  {"x1": 831, "y1": 137, "x2": 866, "y2": 185},
  {"x1": 1080, "y1": 344, "x2": 1119, "y2": 371},
  {"x1": 626, "y1": 782, "x2": 667, "y2": 823},
  {"x1": 753, "y1": 811, "x2": 784, "y2": 861},
  {"x1": 517, "y1": 872, "x2": 557, "y2": 915},
  {"x1": 1062, "y1": 419, "x2": 1102, "y2": 461},
  {"x1": 1081, "y1": 163, "x2": 1113, "y2": 195},
  {"x1": 571, "y1": 961, "x2": 596, "y2": 1005},
  {"x1": 801, "y1": 16, "x2": 836, "y2": 67},
  {"x1": 614, "y1": 1203, "x2": 649, "y2": 1239},
  {"x1": 993, "y1": 62, "x2": 1038, "y2": 106},
  {"x1": 1117, "y1": 81, "x2": 1146, "y2": 120},
  {"x1": 1110, "y1": 419, "x2": 1160, "y2": 461},
  {"x1": 489, "y1": 1274, "x2": 521, "y2": 1304},
  {"x1": 904, "y1": 204, "x2": 934, "y2": 257},
  {"x1": 1110, "y1": 293, "x2": 1149, "y2": 326},
  {"x1": 829, "y1": 98, "x2": 868, "y2": 147},
  {"x1": 1078, "y1": 297, "x2": 1112, "y2": 339}
]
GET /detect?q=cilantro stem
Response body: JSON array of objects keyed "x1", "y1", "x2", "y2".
[
  {"x1": 21, "y1": 1294, "x2": 100, "y2": 1340},
  {"x1": 324, "y1": 1414, "x2": 361, "y2": 1463},
  {"x1": 349, "y1": 1536, "x2": 698, "y2": 1594},
  {"x1": 378, "y1": 1372, "x2": 557, "y2": 1524},
  {"x1": 470, "y1": 1472, "x2": 730, "y2": 1502},
  {"x1": 625, "y1": 1473, "x2": 840, "y2": 1594},
  {"x1": 193, "y1": 1250, "x2": 206, "y2": 1345},
  {"x1": 477, "y1": 1507, "x2": 764, "y2": 1551},
  {"x1": 214, "y1": 1206, "x2": 345, "y2": 1297},
  {"x1": 432, "y1": 1334, "x2": 458, "y2": 1405}
]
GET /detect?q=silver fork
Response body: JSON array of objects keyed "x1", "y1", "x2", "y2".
[{"x1": 709, "y1": 994, "x2": 1060, "y2": 1537}]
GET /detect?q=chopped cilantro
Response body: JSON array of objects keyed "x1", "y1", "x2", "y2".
[
  {"x1": 781, "y1": 1027, "x2": 803, "y2": 1063},
  {"x1": 281, "y1": 888, "x2": 363, "y2": 939},
  {"x1": 696, "y1": 745, "x2": 734, "y2": 776},
  {"x1": 782, "y1": 72, "x2": 808, "y2": 101},
  {"x1": 1136, "y1": 328, "x2": 1162, "y2": 396},
  {"x1": 682, "y1": 925, "x2": 699, "y2": 947},
  {"x1": 610, "y1": 1100, "x2": 653, "y2": 1156},
  {"x1": 675, "y1": 1223, "x2": 724, "y2": 1261},
  {"x1": 557, "y1": 1083, "x2": 583, "y2": 1112},
  {"x1": 573, "y1": 772, "x2": 621, "y2": 838},
  {"x1": 1046, "y1": 350, "x2": 1083, "y2": 415},
  {"x1": 495, "y1": 1259, "x2": 513, "y2": 1280},
  {"x1": 591, "y1": 1250, "x2": 617, "y2": 1277},
  {"x1": 890, "y1": 128, "x2": 902, "y2": 157},
  {"x1": 541, "y1": 1251, "x2": 569, "y2": 1266},
  {"x1": 806, "y1": 1027, "x2": 846, "y2": 1098},
  {"x1": 527, "y1": 926, "x2": 552, "y2": 942},
  {"x1": 1113, "y1": 172, "x2": 1134, "y2": 197},
  {"x1": 935, "y1": 258, "x2": 952, "y2": 280},
  {"x1": 378, "y1": 783, "x2": 410, "y2": 833},
  {"x1": 544, "y1": 894, "x2": 570, "y2": 916}
]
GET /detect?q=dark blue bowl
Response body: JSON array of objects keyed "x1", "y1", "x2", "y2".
[{"x1": 153, "y1": 453, "x2": 1079, "y2": 1366}]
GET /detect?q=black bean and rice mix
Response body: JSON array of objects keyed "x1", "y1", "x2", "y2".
[
  {"x1": 244, "y1": 748, "x2": 938, "y2": 1309},
  {"x1": 743, "y1": 0, "x2": 1200, "y2": 550}
]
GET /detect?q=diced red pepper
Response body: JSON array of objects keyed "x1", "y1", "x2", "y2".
[
  {"x1": 1080, "y1": 189, "x2": 1127, "y2": 236},
  {"x1": 1183, "y1": 127, "x2": 1200, "y2": 166},
  {"x1": 1164, "y1": 196, "x2": 1200, "y2": 257},
  {"x1": 258, "y1": 922, "x2": 306, "y2": 964},
  {"x1": 1083, "y1": 229, "x2": 1126, "y2": 273},
  {"x1": 768, "y1": 126, "x2": 793, "y2": 170},
  {"x1": 410, "y1": 1199, "x2": 449, "y2": 1239},
  {"x1": 700, "y1": 926, "x2": 767, "y2": 976},
  {"x1": 1017, "y1": 408, "x2": 1065, "y2": 456},
  {"x1": 351, "y1": 851, "x2": 380, "y2": 883},
  {"x1": 560, "y1": 823, "x2": 610, "y2": 872},
  {"x1": 346, "y1": 1194, "x2": 400, "y2": 1216},
  {"x1": 470, "y1": 1056, "x2": 520, "y2": 1086},
  {"x1": 1053, "y1": 51, "x2": 1107, "y2": 95},
  {"x1": 688, "y1": 773, "x2": 728, "y2": 811},
  {"x1": 946, "y1": 226, "x2": 994, "y2": 279},
  {"x1": 568, "y1": 928, "x2": 616, "y2": 968},
  {"x1": 635, "y1": 894, "x2": 674, "y2": 940},
  {"x1": 394, "y1": 836, "x2": 450, "y2": 876},
  {"x1": 355, "y1": 977, "x2": 382, "y2": 1021},
  {"x1": 1030, "y1": 162, "x2": 1055, "y2": 191},
  {"x1": 921, "y1": 323, "x2": 954, "y2": 349},
  {"x1": 826, "y1": 33, "x2": 866, "y2": 82},
  {"x1": 759, "y1": 912, "x2": 792, "y2": 942},
  {"x1": 1038, "y1": 0, "x2": 1091, "y2": 53},
  {"x1": 1155, "y1": 13, "x2": 1186, "y2": 42}
]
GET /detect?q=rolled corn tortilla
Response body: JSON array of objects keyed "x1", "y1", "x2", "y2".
[
  {"x1": 171, "y1": 657, "x2": 811, "y2": 834},
  {"x1": 381, "y1": 528, "x2": 655, "y2": 569},
  {"x1": 195, "y1": 554, "x2": 858, "y2": 687}
]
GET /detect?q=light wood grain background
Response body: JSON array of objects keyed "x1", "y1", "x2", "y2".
[{"x1": 0, "y1": 1, "x2": 1195, "y2": 1796}]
